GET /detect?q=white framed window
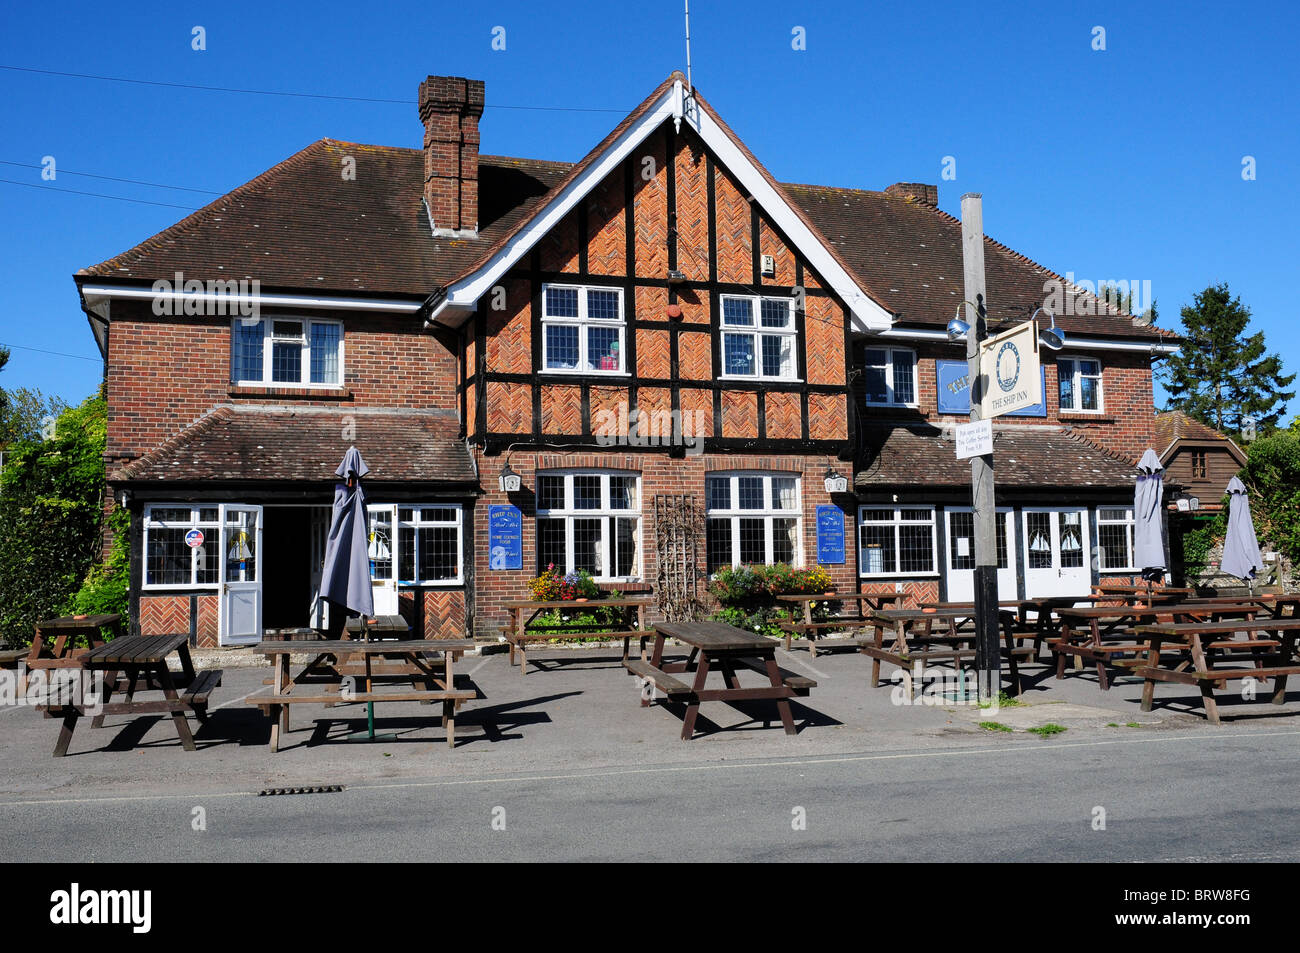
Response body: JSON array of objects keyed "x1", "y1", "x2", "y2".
[
  {"x1": 396, "y1": 505, "x2": 464, "y2": 585},
  {"x1": 1058, "y1": 356, "x2": 1103, "y2": 412},
  {"x1": 864, "y1": 347, "x2": 917, "y2": 406},
  {"x1": 541, "y1": 284, "x2": 625, "y2": 374},
  {"x1": 536, "y1": 471, "x2": 640, "y2": 580},
  {"x1": 858, "y1": 505, "x2": 937, "y2": 577},
  {"x1": 231, "y1": 317, "x2": 344, "y2": 387},
  {"x1": 706, "y1": 472, "x2": 802, "y2": 571},
  {"x1": 720, "y1": 295, "x2": 797, "y2": 380},
  {"x1": 143, "y1": 505, "x2": 222, "y2": 589},
  {"x1": 1096, "y1": 506, "x2": 1137, "y2": 571}
]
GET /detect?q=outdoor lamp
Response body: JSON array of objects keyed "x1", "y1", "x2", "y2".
[
  {"x1": 498, "y1": 462, "x2": 522, "y2": 493},
  {"x1": 1034, "y1": 308, "x2": 1065, "y2": 351},
  {"x1": 946, "y1": 314, "x2": 971, "y2": 342},
  {"x1": 823, "y1": 466, "x2": 848, "y2": 494}
]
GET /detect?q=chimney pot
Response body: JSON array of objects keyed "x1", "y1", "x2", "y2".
[{"x1": 419, "y1": 75, "x2": 485, "y2": 237}]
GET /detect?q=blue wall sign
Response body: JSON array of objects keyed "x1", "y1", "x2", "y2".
[
  {"x1": 488, "y1": 505, "x2": 522, "y2": 570},
  {"x1": 816, "y1": 505, "x2": 846, "y2": 565},
  {"x1": 935, "y1": 359, "x2": 1047, "y2": 417}
]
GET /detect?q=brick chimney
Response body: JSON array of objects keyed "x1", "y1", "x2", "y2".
[
  {"x1": 419, "y1": 75, "x2": 485, "y2": 238},
  {"x1": 886, "y1": 182, "x2": 938, "y2": 206}
]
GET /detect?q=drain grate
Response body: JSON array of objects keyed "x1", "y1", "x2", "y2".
[{"x1": 258, "y1": 785, "x2": 345, "y2": 796}]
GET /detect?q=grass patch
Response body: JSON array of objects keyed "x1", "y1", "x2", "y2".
[
  {"x1": 1105, "y1": 722, "x2": 1119, "y2": 728},
  {"x1": 978, "y1": 691, "x2": 1025, "y2": 710},
  {"x1": 1027, "y1": 723, "x2": 1067, "y2": 737},
  {"x1": 978, "y1": 721, "x2": 1013, "y2": 732},
  {"x1": 1125, "y1": 722, "x2": 1142, "y2": 728}
]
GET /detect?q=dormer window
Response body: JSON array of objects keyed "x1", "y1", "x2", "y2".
[
  {"x1": 231, "y1": 317, "x2": 343, "y2": 387},
  {"x1": 541, "y1": 284, "x2": 625, "y2": 374}
]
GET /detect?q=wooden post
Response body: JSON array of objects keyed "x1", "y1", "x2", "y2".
[{"x1": 961, "y1": 193, "x2": 1001, "y2": 702}]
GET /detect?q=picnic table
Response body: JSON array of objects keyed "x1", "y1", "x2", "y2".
[
  {"x1": 777, "y1": 591, "x2": 904, "y2": 656},
  {"x1": 26, "y1": 613, "x2": 121, "y2": 672},
  {"x1": 1052, "y1": 602, "x2": 1264, "y2": 690},
  {"x1": 37, "y1": 632, "x2": 220, "y2": 757},
  {"x1": 1093, "y1": 584, "x2": 1194, "y2": 605},
  {"x1": 622, "y1": 620, "x2": 817, "y2": 740},
  {"x1": 861, "y1": 608, "x2": 1031, "y2": 697},
  {"x1": 248, "y1": 637, "x2": 477, "y2": 751},
  {"x1": 1133, "y1": 618, "x2": 1300, "y2": 724},
  {"x1": 502, "y1": 596, "x2": 652, "y2": 675},
  {"x1": 343, "y1": 614, "x2": 411, "y2": 639}
]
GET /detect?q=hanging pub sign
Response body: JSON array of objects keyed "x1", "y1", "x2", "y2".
[
  {"x1": 488, "y1": 505, "x2": 523, "y2": 570},
  {"x1": 935, "y1": 360, "x2": 1046, "y2": 417},
  {"x1": 815, "y1": 505, "x2": 845, "y2": 565},
  {"x1": 977, "y1": 319, "x2": 1043, "y2": 418}
]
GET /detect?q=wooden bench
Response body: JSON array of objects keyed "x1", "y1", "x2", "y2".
[
  {"x1": 251, "y1": 638, "x2": 478, "y2": 750},
  {"x1": 776, "y1": 592, "x2": 904, "y2": 656},
  {"x1": 183, "y1": 669, "x2": 223, "y2": 722},
  {"x1": 733, "y1": 655, "x2": 817, "y2": 691},
  {"x1": 0, "y1": 648, "x2": 25, "y2": 669},
  {"x1": 502, "y1": 596, "x2": 653, "y2": 675},
  {"x1": 623, "y1": 658, "x2": 694, "y2": 698}
]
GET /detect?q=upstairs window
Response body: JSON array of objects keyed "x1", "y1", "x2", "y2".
[
  {"x1": 720, "y1": 296, "x2": 797, "y2": 380},
  {"x1": 231, "y1": 317, "x2": 343, "y2": 387},
  {"x1": 541, "y1": 284, "x2": 625, "y2": 374},
  {"x1": 1190, "y1": 450, "x2": 1208, "y2": 479},
  {"x1": 864, "y1": 347, "x2": 916, "y2": 406},
  {"x1": 1058, "y1": 357, "x2": 1102, "y2": 412}
]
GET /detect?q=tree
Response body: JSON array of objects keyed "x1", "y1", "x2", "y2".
[
  {"x1": 0, "y1": 390, "x2": 107, "y2": 647},
  {"x1": 1158, "y1": 283, "x2": 1294, "y2": 437},
  {"x1": 0, "y1": 386, "x2": 70, "y2": 445}
]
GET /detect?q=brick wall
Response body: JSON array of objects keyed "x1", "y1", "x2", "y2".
[
  {"x1": 104, "y1": 300, "x2": 458, "y2": 468},
  {"x1": 471, "y1": 448, "x2": 864, "y2": 635},
  {"x1": 872, "y1": 341, "x2": 1157, "y2": 464}
]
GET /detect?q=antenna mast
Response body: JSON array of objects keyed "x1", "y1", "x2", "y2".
[{"x1": 684, "y1": 0, "x2": 693, "y2": 91}]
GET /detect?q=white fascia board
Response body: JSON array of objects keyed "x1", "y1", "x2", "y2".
[
  {"x1": 431, "y1": 88, "x2": 681, "y2": 325},
  {"x1": 433, "y1": 79, "x2": 893, "y2": 333},
  {"x1": 876, "y1": 326, "x2": 1180, "y2": 355},
  {"x1": 78, "y1": 284, "x2": 422, "y2": 314}
]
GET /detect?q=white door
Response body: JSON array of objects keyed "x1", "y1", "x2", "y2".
[
  {"x1": 367, "y1": 504, "x2": 399, "y2": 616},
  {"x1": 1023, "y1": 508, "x2": 1090, "y2": 598},
  {"x1": 219, "y1": 504, "x2": 263, "y2": 646},
  {"x1": 945, "y1": 508, "x2": 1017, "y2": 602},
  {"x1": 308, "y1": 506, "x2": 331, "y2": 630}
]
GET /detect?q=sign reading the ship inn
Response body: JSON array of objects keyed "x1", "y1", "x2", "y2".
[{"x1": 978, "y1": 319, "x2": 1042, "y2": 419}]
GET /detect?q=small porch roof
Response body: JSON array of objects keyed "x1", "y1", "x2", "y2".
[{"x1": 111, "y1": 405, "x2": 475, "y2": 486}]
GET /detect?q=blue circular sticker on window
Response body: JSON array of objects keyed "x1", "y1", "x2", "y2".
[
  {"x1": 185, "y1": 528, "x2": 204, "y2": 548},
  {"x1": 995, "y1": 341, "x2": 1021, "y2": 392}
]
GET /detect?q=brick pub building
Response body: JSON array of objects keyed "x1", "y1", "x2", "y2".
[{"x1": 75, "y1": 73, "x2": 1178, "y2": 646}]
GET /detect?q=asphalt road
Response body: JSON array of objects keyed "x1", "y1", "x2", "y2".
[{"x1": 4, "y1": 728, "x2": 1297, "y2": 862}]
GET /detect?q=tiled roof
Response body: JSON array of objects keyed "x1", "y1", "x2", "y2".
[
  {"x1": 855, "y1": 424, "x2": 1140, "y2": 490},
  {"x1": 1154, "y1": 411, "x2": 1245, "y2": 463},
  {"x1": 78, "y1": 79, "x2": 1171, "y2": 343},
  {"x1": 80, "y1": 141, "x2": 569, "y2": 296},
  {"x1": 111, "y1": 405, "x2": 475, "y2": 484},
  {"x1": 1154, "y1": 410, "x2": 1230, "y2": 444}
]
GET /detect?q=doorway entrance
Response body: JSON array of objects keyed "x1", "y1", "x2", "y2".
[
  {"x1": 1022, "y1": 507, "x2": 1090, "y2": 598},
  {"x1": 944, "y1": 507, "x2": 1017, "y2": 601}
]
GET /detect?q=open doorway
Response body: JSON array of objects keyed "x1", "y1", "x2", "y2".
[{"x1": 261, "y1": 505, "x2": 331, "y2": 630}]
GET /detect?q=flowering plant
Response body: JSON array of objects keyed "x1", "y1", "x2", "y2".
[{"x1": 528, "y1": 564, "x2": 601, "y2": 601}]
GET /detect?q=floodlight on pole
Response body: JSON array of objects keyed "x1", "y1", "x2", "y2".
[
  {"x1": 946, "y1": 300, "x2": 983, "y2": 343},
  {"x1": 1032, "y1": 307, "x2": 1065, "y2": 351}
]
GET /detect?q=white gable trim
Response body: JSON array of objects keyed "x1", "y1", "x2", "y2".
[{"x1": 430, "y1": 79, "x2": 893, "y2": 333}]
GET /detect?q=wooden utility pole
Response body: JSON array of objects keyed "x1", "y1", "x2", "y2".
[{"x1": 961, "y1": 193, "x2": 1000, "y2": 701}]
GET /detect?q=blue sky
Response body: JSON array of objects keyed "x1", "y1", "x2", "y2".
[{"x1": 1, "y1": 0, "x2": 1296, "y2": 412}]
